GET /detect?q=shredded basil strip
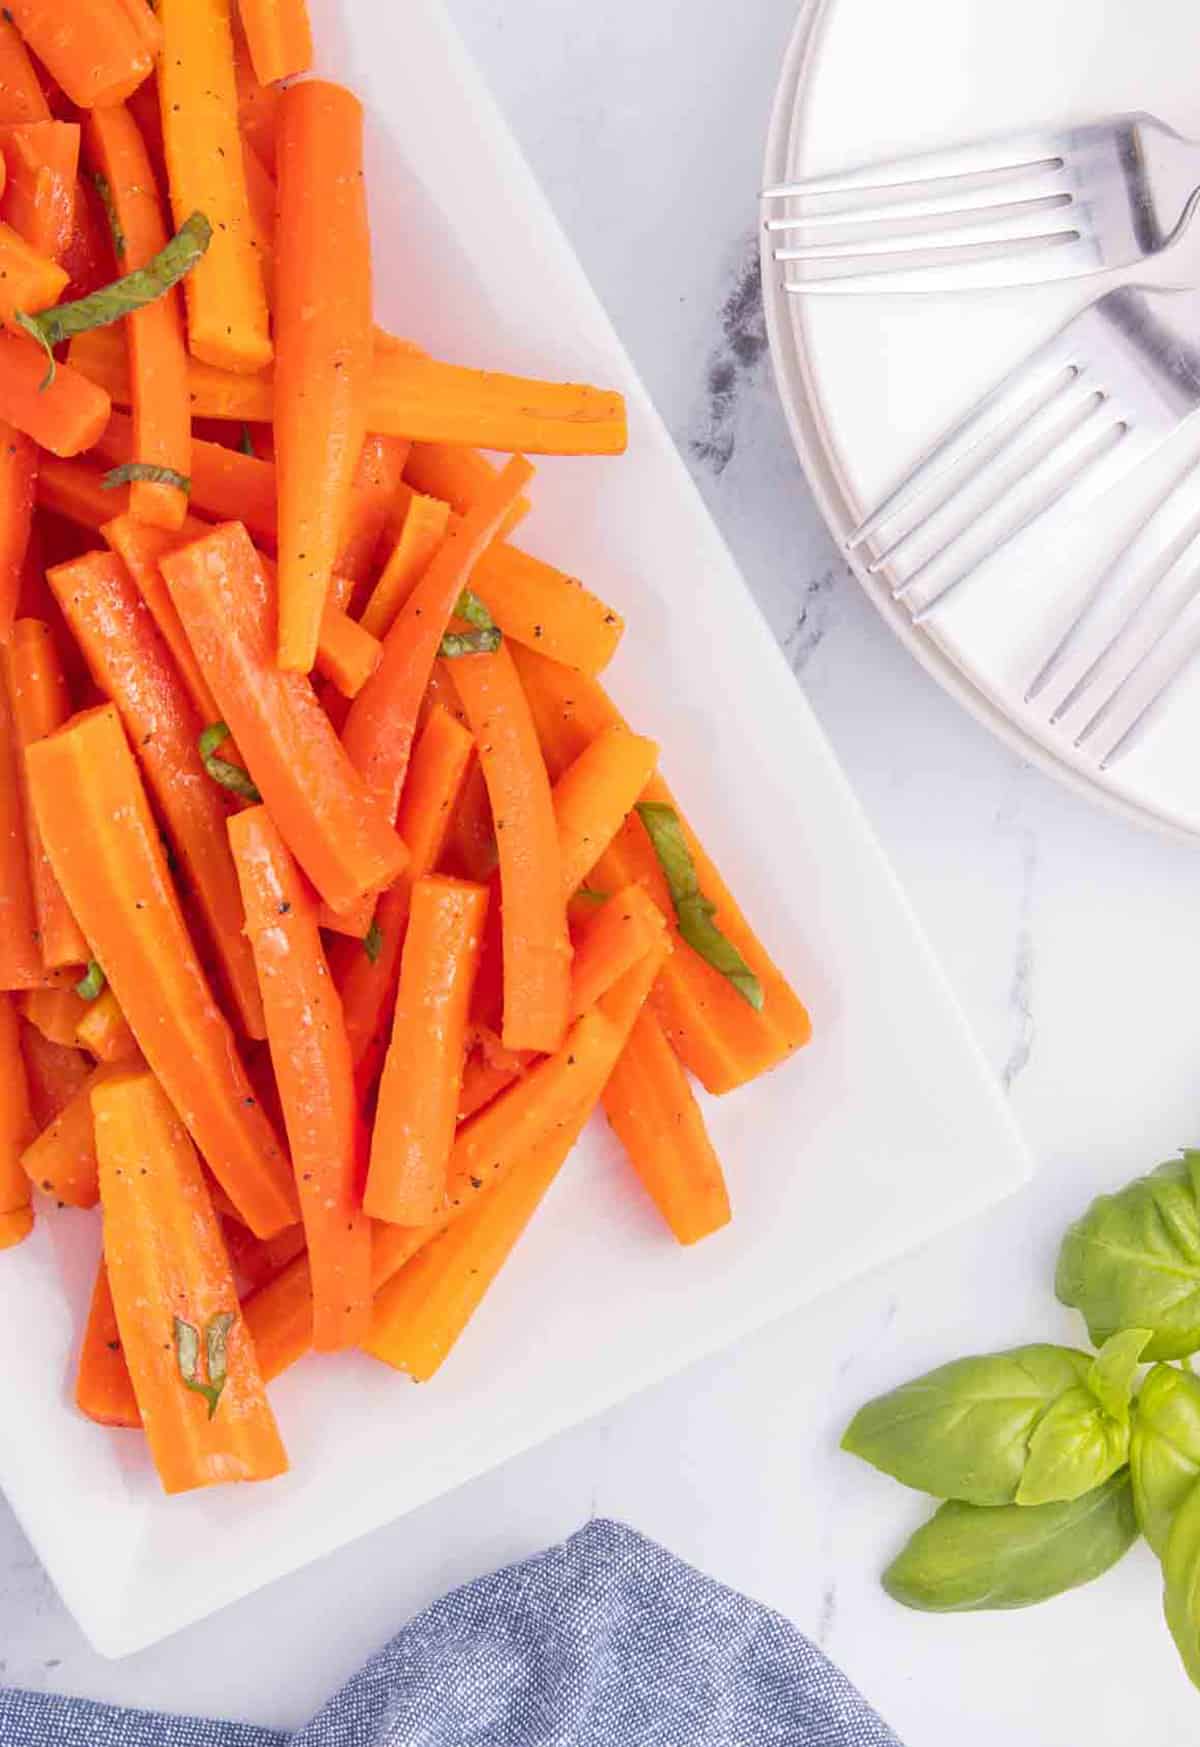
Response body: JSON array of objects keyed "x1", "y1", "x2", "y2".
[
  {"x1": 439, "y1": 626, "x2": 502, "y2": 659},
  {"x1": 198, "y1": 721, "x2": 261, "y2": 804},
  {"x1": 363, "y1": 920, "x2": 384, "y2": 964},
  {"x1": 103, "y1": 462, "x2": 191, "y2": 493},
  {"x1": 574, "y1": 885, "x2": 611, "y2": 906},
  {"x1": 75, "y1": 960, "x2": 106, "y2": 1001},
  {"x1": 635, "y1": 801, "x2": 764, "y2": 1011},
  {"x1": 455, "y1": 588, "x2": 494, "y2": 631},
  {"x1": 12, "y1": 211, "x2": 212, "y2": 389},
  {"x1": 91, "y1": 172, "x2": 126, "y2": 261},
  {"x1": 174, "y1": 1312, "x2": 236, "y2": 1420},
  {"x1": 238, "y1": 423, "x2": 256, "y2": 458}
]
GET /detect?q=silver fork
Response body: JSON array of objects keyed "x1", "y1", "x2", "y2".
[
  {"x1": 846, "y1": 285, "x2": 1200, "y2": 622},
  {"x1": 762, "y1": 113, "x2": 1200, "y2": 292}
]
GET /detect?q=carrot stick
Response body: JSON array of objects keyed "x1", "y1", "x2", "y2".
[
  {"x1": 237, "y1": 0, "x2": 312, "y2": 84},
  {"x1": 552, "y1": 726, "x2": 658, "y2": 898},
  {"x1": 314, "y1": 606, "x2": 381, "y2": 701},
  {"x1": 341, "y1": 456, "x2": 535, "y2": 848},
  {"x1": 95, "y1": 1068, "x2": 288, "y2": 1493},
  {"x1": 157, "y1": 0, "x2": 270, "y2": 372},
  {"x1": 0, "y1": 991, "x2": 33, "y2": 1242},
  {"x1": 70, "y1": 325, "x2": 274, "y2": 419},
  {"x1": 472, "y1": 541, "x2": 624, "y2": 676},
  {"x1": 229, "y1": 806, "x2": 371, "y2": 1351},
  {"x1": 0, "y1": 219, "x2": 66, "y2": 317},
  {"x1": 239, "y1": 133, "x2": 275, "y2": 305},
  {"x1": 222, "y1": 1216, "x2": 305, "y2": 1297},
  {"x1": 47, "y1": 549, "x2": 266, "y2": 1040},
  {"x1": 20, "y1": 1058, "x2": 123, "y2": 1208},
  {"x1": 404, "y1": 443, "x2": 530, "y2": 535},
  {"x1": 449, "y1": 640, "x2": 571, "y2": 1054},
  {"x1": 86, "y1": 105, "x2": 191, "y2": 531},
  {"x1": 19, "y1": 986, "x2": 87, "y2": 1046},
  {"x1": 0, "y1": 656, "x2": 40, "y2": 989},
  {"x1": 442, "y1": 753, "x2": 499, "y2": 887},
  {"x1": 334, "y1": 702, "x2": 473, "y2": 1091},
  {"x1": 0, "y1": 426, "x2": 35, "y2": 637},
  {"x1": 360, "y1": 489, "x2": 450, "y2": 638},
  {"x1": 336, "y1": 435, "x2": 411, "y2": 594},
  {"x1": 232, "y1": 13, "x2": 280, "y2": 171},
  {"x1": 161, "y1": 522, "x2": 407, "y2": 916},
  {"x1": 100, "y1": 513, "x2": 221, "y2": 723},
  {"x1": 511, "y1": 644, "x2": 813, "y2": 1094},
  {"x1": 568, "y1": 884, "x2": 669, "y2": 1019},
  {"x1": 74, "y1": 985, "x2": 138, "y2": 1062},
  {"x1": 365, "y1": 877, "x2": 487, "y2": 1226},
  {"x1": 0, "y1": 15, "x2": 49, "y2": 125},
  {"x1": 18, "y1": 1020, "x2": 89, "y2": 1126},
  {"x1": 75, "y1": 1258, "x2": 140, "y2": 1428},
  {"x1": 2, "y1": 120, "x2": 79, "y2": 263},
  {"x1": 4, "y1": 620, "x2": 89, "y2": 968},
  {"x1": 0, "y1": 331, "x2": 110, "y2": 457},
  {"x1": 96, "y1": 408, "x2": 274, "y2": 540},
  {"x1": 4, "y1": 0, "x2": 160, "y2": 109},
  {"x1": 274, "y1": 80, "x2": 372, "y2": 671},
  {"x1": 37, "y1": 455, "x2": 126, "y2": 530},
  {"x1": 26, "y1": 704, "x2": 296, "y2": 1234}
]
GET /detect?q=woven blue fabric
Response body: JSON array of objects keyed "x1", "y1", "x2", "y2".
[{"x1": 0, "y1": 1519, "x2": 901, "y2": 1746}]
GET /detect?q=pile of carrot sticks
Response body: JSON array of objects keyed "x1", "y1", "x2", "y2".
[{"x1": 0, "y1": 0, "x2": 811, "y2": 1495}]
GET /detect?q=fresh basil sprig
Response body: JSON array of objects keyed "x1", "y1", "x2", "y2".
[
  {"x1": 635, "y1": 801, "x2": 763, "y2": 1011},
  {"x1": 1131, "y1": 1363, "x2": 1200, "y2": 1556}
]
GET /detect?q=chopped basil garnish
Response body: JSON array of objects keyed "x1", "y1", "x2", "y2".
[
  {"x1": 238, "y1": 423, "x2": 256, "y2": 458},
  {"x1": 574, "y1": 885, "x2": 611, "y2": 906},
  {"x1": 635, "y1": 801, "x2": 763, "y2": 1011},
  {"x1": 439, "y1": 627, "x2": 502, "y2": 659},
  {"x1": 362, "y1": 920, "x2": 383, "y2": 963},
  {"x1": 174, "y1": 1311, "x2": 236, "y2": 1420},
  {"x1": 103, "y1": 462, "x2": 191, "y2": 493},
  {"x1": 198, "y1": 722, "x2": 261, "y2": 804},
  {"x1": 75, "y1": 960, "x2": 106, "y2": 1001},
  {"x1": 455, "y1": 588, "x2": 494, "y2": 630},
  {"x1": 91, "y1": 172, "x2": 126, "y2": 261}
]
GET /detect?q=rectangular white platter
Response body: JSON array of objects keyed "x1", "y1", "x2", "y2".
[{"x1": 0, "y1": 0, "x2": 1032, "y2": 1656}]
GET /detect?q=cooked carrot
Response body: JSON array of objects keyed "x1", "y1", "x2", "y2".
[
  {"x1": 37, "y1": 455, "x2": 126, "y2": 530},
  {"x1": 20, "y1": 985, "x2": 87, "y2": 1046},
  {"x1": 0, "y1": 426, "x2": 35, "y2": 638},
  {"x1": 75, "y1": 1258, "x2": 140, "y2": 1428},
  {"x1": 222, "y1": 1216, "x2": 305, "y2": 1297},
  {"x1": 4, "y1": 0, "x2": 159, "y2": 109},
  {"x1": 336, "y1": 435, "x2": 410, "y2": 593},
  {"x1": 2, "y1": 121, "x2": 79, "y2": 263},
  {"x1": 75, "y1": 985, "x2": 138, "y2": 1062},
  {"x1": 341, "y1": 457, "x2": 535, "y2": 852},
  {"x1": 512, "y1": 644, "x2": 812, "y2": 1094},
  {"x1": 0, "y1": 332, "x2": 110, "y2": 457},
  {"x1": 552, "y1": 726, "x2": 658, "y2": 898},
  {"x1": 18, "y1": 1020, "x2": 89, "y2": 1126},
  {"x1": 229, "y1": 806, "x2": 371, "y2": 1352},
  {"x1": 95, "y1": 1068, "x2": 288, "y2": 1494},
  {"x1": 26, "y1": 704, "x2": 295, "y2": 1234},
  {"x1": 457, "y1": 1044, "x2": 527, "y2": 1123},
  {"x1": 274, "y1": 81, "x2": 372, "y2": 672},
  {"x1": 20, "y1": 1058, "x2": 123, "y2": 1208},
  {"x1": 5, "y1": 620, "x2": 89, "y2": 968},
  {"x1": 360, "y1": 489, "x2": 450, "y2": 638},
  {"x1": 0, "y1": 991, "x2": 33, "y2": 1241},
  {"x1": 237, "y1": 0, "x2": 312, "y2": 84},
  {"x1": 0, "y1": 653, "x2": 40, "y2": 990},
  {"x1": 98, "y1": 407, "x2": 274, "y2": 539},
  {"x1": 70, "y1": 325, "x2": 275, "y2": 419},
  {"x1": 100, "y1": 513, "x2": 221, "y2": 723},
  {"x1": 334, "y1": 702, "x2": 473, "y2": 1092},
  {"x1": 157, "y1": 0, "x2": 271, "y2": 372},
  {"x1": 59, "y1": 174, "x2": 113, "y2": 304},
  {"x1": 314, "y1": 606, "x2": 381, "y2": 701},
  {"x1": 568, "y1": 883, "x2": 669, "y2": 1019},
  {"x1": 239, "y1": 133, "x2": 276, "y2": 303},
  {"x1": 404, "y1": 444, "x2": 530, "y2": 535},
  {"x1": 232, "y1": 12, "x2": 280, "y2": 170},
  {"x1": 442, "y1": 753, "x2": 498, "y2": 888},
  {"x1": 86, "y1": 105, "x2": 191, "y2": 531},
  {"x1": 47, "y1": 549, "x2": 266, "y2": 1039},
  {"x1": 0, "y1": 15, "x2": 48, "y2": 125},
  {"x1": 366, "y1": 877, "x2": 487, "y2": 1226},
  {"x1": 366, "y1": 946, "x2": 666, "y2": 1378},
  {"x1": 472, "y1": 541, "x2": 624, "y2": 676},
  {"x1": 161, "y1": 522, "x2": 407, "y2": 916},
  {"x1": 0, "y1": 219, "x2": 66, "y2": 317},
  {"x1": 449, "y1": 640, "x2": 571, "y2": 1054}
]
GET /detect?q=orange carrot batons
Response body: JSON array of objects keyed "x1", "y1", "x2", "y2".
[
  {"x1": 2, "y1": 121, "x2": 80, "y2": 263},
  {"x1": 76, "y1": 1258, "x2": 140, "y2": 1428},
  {"x1": 101, "y1": 513, "x2": 223, "y2": 724},
  {"x1": 157, "y1": 0, "x2": 271, "y2": 372},
  {"x1": 450, "y1": 640, "x2": 571, "y2": 1054},
  {"x1": 315, "y1": 606, "x2": 381, "y2": 700},
  {"x1": 20, "y1": 1059, "x2": 123, "y2": 1209},
  {"x1": 237, "y1": 0, "x2": 312, "y2": 85},
  {"x1": 472, "y1": 542, "x2": 624, "y2": 677},
  {"x1": 568, "y1": 884, "x2": 668, "y2": 1020},
  {"x1": 161, "y1": 521, "x2": 407, "y2": 916},
  {"x1": 4, "y1": 0, "x2": 160, "y2": 109},
  {"x1": 0, "y1": 991, "x2": 33, "y2": 1244},
  {"x1": 366, "y1": 877, "x2": 488, "y2": 1227},
  {"x1": 360, "y1": 489, "x2": 449, "y2": 638},
  {"x1": 405, "y1": 443, "x2": 530, "y2": 534},
  {"x1": 0, "y1": 16, "x2": 49, "y2": 125},
  {"x1": 18, "y1": 1023, "x2": 90, "y2": 1127},
  {"x1": 25, "y1": 704, "x2": 296, "y2": 1235},
  {"x1": 0, "y1": 426, "x2": 36, "y2": 638},
  {"x1": 0, "y1": 332, "x2": 110, "y2": 457},
  {"x1": 74, "y1": 986, "x2": 138, "y2": 1063},
  {"x1": 274, "y1": 80, "x2": 371, "y2": 671},
  {"x1": 0, "y1": 658, "x2": 40, "y2": 989},
  {"x1": 229, "y1": 807, "x2": 371, "y2": 1352},
  {"x1": 86, "y1": 105, "x2": 191, "y2": 532},
  {"x1": 552, "y1": 726, "x2": 659, "y2": 897},
  {"x1": 46, "y1": 549, "x2": 266, "y2": 1039},
  {"x1": 95, "y1": 1069, "x2": 288, "y2": 1494}
]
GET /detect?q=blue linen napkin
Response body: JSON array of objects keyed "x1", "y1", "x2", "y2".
[{"x1": 0, "y1": 1519, "x2": 902, "y2": 1746}]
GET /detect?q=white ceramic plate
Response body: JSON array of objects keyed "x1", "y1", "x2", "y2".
[
  {"x1": 0, "y1": 0, "x2": 1031, "y2": 1657},
  {"x1": 763, "y1": 0, "x2": 1200, "y2": 841}
]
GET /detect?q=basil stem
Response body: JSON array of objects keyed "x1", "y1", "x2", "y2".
[
  {"x1": 103, "y1": 462, "x2": 191, "y2": 494},
  {"x1": 439, "y1": 626, "x2": 502, "y2": 659},
  {"x1": 91, "y1": 172, "x2": 126, "y2": 261},
  {"x1": 198, "y1": 721, "x2": 261, "y2": 804},
  {"x1": 12, "y1": 211, "x2": 211, "y2": 389},
  {"x1": 362, "y1": 920, "x2": 383, "y2": 964},
  {"x1": 174, "y1": 1311, "x2": 236, "y2": 1420},
  {"x1": 635, "y1": 801, "x2": 763, "y2": 1010},
  {"x1": 75, "y1": 960, "x2": 106, "y2": 1001}
]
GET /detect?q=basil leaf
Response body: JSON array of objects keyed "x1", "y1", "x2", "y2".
[
  {"x1": 173, "y1": 1311, "x2": 234, "y2": 1420},
  {"x1": 883, "y1": 1470, "x2": 1138, "y2": 1612},
  {"x1": 635, "y1": 801, "x2": 763, "y2": 1011},
  {"x1": 238, "y1": 423, "x2": 256, "y2": 458},
  {"x1": 103, "y1": 462, "x2": 191, "y2": 494},
  {"x1": 455, "y1": 588, "x2": 494, "y2": 631},
  {"x1": 91, "y1": 171, "x2": 126, "y2": 261},
  {"x1": 75, "y1": 960, "x2": 106, "y2": 1002},
  {"x1": 1015, "y1": 1386, "x2": 1129, "y2": 1507},
  {"x1": 362, "y1": 920, "x2": 383, "y2": 964},
  {"x1": 198, "y1": 722, "x2": 262, "y2": 804},
  {"x1": 1087, "y1": 1327, "x2": 1151, "y2": 1423},
  {"x1": 205, "y1": 1311, "x2": 236, "y2": 1396},
  {"x1": 12, "y1": 212, "x2": 211, "y2": 389},
  {"x1": 1164, "y1": 1472, "x2": 1200, "y2": 1687},
  {"x1": 1131, "y1": 1363, "x2": 1200, "y2": 1556},
  {"x1": 1056, "y1": 1158, "x2": 1200, "y2": 1359},
  {"x1": 439, "y1": 626, "x2": 501, "y2": 659},
  {"x1": 174, "y1": 1315, "x2": 200, "y2": 1384}
]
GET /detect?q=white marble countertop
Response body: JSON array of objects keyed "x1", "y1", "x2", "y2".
[{"x1": 6, "y1": 4, "x2": 1200, "y2": 1743}]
